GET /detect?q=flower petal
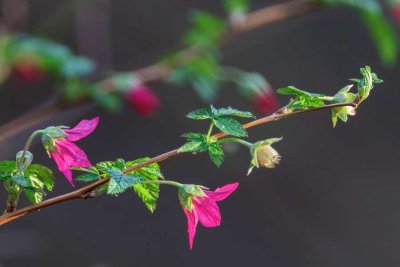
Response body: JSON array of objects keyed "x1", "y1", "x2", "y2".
[
  {"x1": 55, "y1": 140, "x2": 91, "y2": 168},
  {"x1": 183, "y1": 208, "x2": 198, "y2": 250},
  {"x1": 64, "y1": 117, "x2": 99, "y2": 141},
  {"x1": 192, "y1": 196, "x2": 221, "y2": 227},
  {"x1": 204, "y1": 182, "x2": 239, "y2": 202},
  {"x1": 50, "y1": 151, "x2": 74, "y2": 186}
]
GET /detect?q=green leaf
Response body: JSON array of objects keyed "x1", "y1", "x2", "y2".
[
  {"x1": 208, "y1": 141, "x2": 224, "y2": 167},
  {"x1": 278, "y1": 86, "x2": 325, "y2": 110},
  {"x1": 361, "y1": 11, "x2": 398, "y2": 67},
  {"x1": 186, "y1": 108, "x2": 214, "y2": 120},
  {"x1": 126, "y1": 158, "x2": 163, "y2": 212},
  {"x1": 213, "y1": 107, "x2": 255, "y2": 118},
  {"x1": 23, "y1": 187, "x2": 44, "y2": 204},
  {"x1": 179, "y1": 133, "x2": 209, "y2": 153},
  {"x1": 107, "y1": 168, "x2": 140, "y2": 196},
  {"x1": 224, "y1": 0, "x2": 249, "y2": 13},
  {"x1": 214, "y1": 117, "x2": 247, "y2": 137},
  {"x1": 11, "y1": 175, "x2": 30, "y2": 187},
  {"x1": 25, "y1": 164, "x2": 54, "y2": 191},
  {"x1": 77, "y1": 172, "x2": 100, "y2": 182},
  {"x1": 92, "y1": 89, "x2": 122, "y2": 113},
  {"x1": 0, "y1": 160, "x2": 16, "y2": 180},
  {"x1": 184, "y1": 10, "x2": 226, "y2": 47}
]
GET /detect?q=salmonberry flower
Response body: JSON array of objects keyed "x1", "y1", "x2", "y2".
[
  {"x1": 41, "y1": 117, "x2": 99, "y2": 186},
  {"x1": 126, "y1": 83, "x2": 160, "y2": 117},
  {"x1": 254, "y1": 89, "x2": 278, "y2": 115},
  {"x1": 178, "y1": 182, "x2": 239, "y2": 250},
  {"x1": 11, "y1": 58, "x2": 46, "y2": 85},
  {"x1": 248, "y1": 138, "x2": 282, "y2": 175}
]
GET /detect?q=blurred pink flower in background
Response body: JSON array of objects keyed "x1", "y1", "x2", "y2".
[
  {"x1": 126, "y1": 84, "x2": 160, "y2": 117},
  {"x1": 254, "y1": 89, "x2": 278, "y2": 115},
  {"x1": 11, "y1": 58, "x2": 45, "y2": 84}
]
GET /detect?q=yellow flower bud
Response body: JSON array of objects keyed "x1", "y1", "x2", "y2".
[{"x1": 248, "y1": 137, "x2": 282, "y2": 175}]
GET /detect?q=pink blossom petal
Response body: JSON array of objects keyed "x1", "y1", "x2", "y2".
[
  {"x1": 127, "y1": 85, "x2": 160, "y2": 117},
  {"x1": 50, "y1": 152, "x2": 74, "y2": 186},
  {"x1": 192, "y1": 196, "x2": 221, "y2": 227},
  {"x1": 204, "y1": 182, "x2": 239, "y2": 202},
  {"x1": 55, "y1": 140, "x2": 91, "y2": 168},
  {"x1": 64, "y1": 117, "x2": 99, "y2": 141},
  {"x1": 184, "y1": 208, "x2": 198, "y2": 250}
]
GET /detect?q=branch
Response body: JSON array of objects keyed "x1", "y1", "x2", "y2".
[
  {"x1": 0, "y1": 101, "x2": 355, "y2": 225},
  {"x1": 0, "y1": 0, "x2": 319, "y2": 144}
]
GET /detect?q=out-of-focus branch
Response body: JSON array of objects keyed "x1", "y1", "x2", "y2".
[
  {"x1": 0, "y1": 0, "x2": 319, "y2": 144},
  {"x1": 0, "y1": 101, "x2": 354, "y2": 226}
]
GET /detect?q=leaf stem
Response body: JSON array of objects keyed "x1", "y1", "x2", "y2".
[
  {"x1": 206, "y1": 122, "x2": 215, "y2": 140},
  {"x1": 219, "y1": 138, "x2": 253, "y2": 148},
  {"x1": 143, "y1": 180, "x2": 183, "y2": 188}
]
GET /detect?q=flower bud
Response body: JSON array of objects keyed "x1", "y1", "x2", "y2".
[
  {"x1": 16, "y1": 150, "x2": 33, "y2": 173},
  {"x1": 248, "y1": 138, "x2": 282, "y2": 175},
  {"x1": 332, "y1": 85, "x2": 357, "y2": 127}
]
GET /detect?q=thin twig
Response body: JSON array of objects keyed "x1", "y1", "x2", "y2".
[
  {"x1": 0, "y1": 0, "x2": 319, "y2": 143},
  {"x1": 0, "y1": 101, "x2": 354, "y2": 225}
]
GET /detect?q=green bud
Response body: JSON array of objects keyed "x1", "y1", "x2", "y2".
[
  {"x1": 41, "y1": 134, "x2": 56, "y2": 152},
  {"x1": 331, "y1": 85, "x2": 357, "y2": 127},
  {"x1": 16, "y1": 151, "x2": 33, "y2": 173},
  {"x1": 248, "y1": 138, "x2": 282, "y2": 175}
]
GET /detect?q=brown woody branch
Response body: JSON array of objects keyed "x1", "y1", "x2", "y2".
[
  {"x1": 0, "y1": 101, "x2": 356, "y2": 225},
  {"x1": 0, "y1": 0, "x2": 319, "y2": 144}
]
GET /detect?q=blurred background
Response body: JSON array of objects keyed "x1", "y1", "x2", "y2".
[{"x1": 0, "y1": 0, "x2": 400, "y2": 266}]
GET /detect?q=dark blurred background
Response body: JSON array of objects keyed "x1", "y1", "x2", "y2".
[{"x1": 0, "y1": 0, "x2": 400, "y2": 266}]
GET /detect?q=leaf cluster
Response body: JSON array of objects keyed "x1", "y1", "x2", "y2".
[
  {"x1": 76, "y1": 158, "x2": 163, "y2": 212},
  {"x1": 0, "y1": 161, "x2": 54, "y2": 204}
]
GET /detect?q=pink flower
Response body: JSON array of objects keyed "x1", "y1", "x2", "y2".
[
  {"x1": 254, "y1": 89, "x2": 278, "y2": 115},
  {"x1": 392, "y1": 5, "x2": 400, "y2": 24},
  {"x1": 126, "y1": 84, "x2": 160, "y2": 117},
  {"x1": 45, "y1": 117, "x2": 99, "y2": 186},
  {"x1": 11, "y1": 58, "x2": 45, "y2": 85},
  {"x1": 180, "y1": 182, "x2": 239, "y2": 250}
]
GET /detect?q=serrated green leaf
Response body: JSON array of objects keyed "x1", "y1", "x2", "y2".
[
  {"x1": 214, "y1": 117, "x2": 247, "y2": 137},
  {"x1": 208, "y1": 141, "x2": 224, "y2": 167},
  {"x1": 179, "y1": 133, "x2": 209, "y2": 153},
  {"x1": 277, "y1": 86, "x2": 324, "y2": 98},
  {"x1": 11, "y1": 175, "x2": 30, "y2": 187},
  {"x1": 107, "y1": 168, "x2": 140, "y2": 196},
  {"x1": 214, "y1": 107, "x2": 255, "y2": 118},
  {"x1": 23, "y1": 187, "x2": 44, "y2": 204},
  {"x1": 126, "y1": 158, "x2": 163, "y2": 212},
  {"x1": 0, "y1": 160, "x2": 16, "y2": 180},
  {"x1": 186, "y1": 107, "x2": 214, "y2": 120},
  {"x1": 26, "y1": 164, "x2": 54, "y2": 191},
  {"x1": 77, "y1": 172, "x2": 100, "y2": 182}
]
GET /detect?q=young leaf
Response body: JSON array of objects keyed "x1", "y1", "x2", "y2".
[
  {"x1": 179, "y1": 133, "x2": 209, "y2": 153},
  {"x1": 277, "y1": 86, "x2": 325, "y2": 110},
  {"x1": 25, "y1": 164, "x2": 54, "y2": 191},
  {"x1": 186, "y1": 108, "x2": 214, "y2": 120},
  {"x1": 213, "y1": 107, "x2": 255, "y2": 118},
  {"x1": 0, "y1": 160, "x2": 16, "y2": 180},
  {"x1": 23, "y1": 187, "x2": 44, "y2": 204},
  {"x1": 208, "y1": 141, "x2": 224, "y2": 167},
  {"x1": 214, "y1": 117, "x2": 247, "y2": 137},
  {"x1": 11, "y1": 175, "x2": 30, "y2": 187},
  {"x1": 107, "y1": 168, "x2": 140, "y2": 196},
  {"x1": 126, "y1": 158, "x2": 163, "y2": 212}
]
